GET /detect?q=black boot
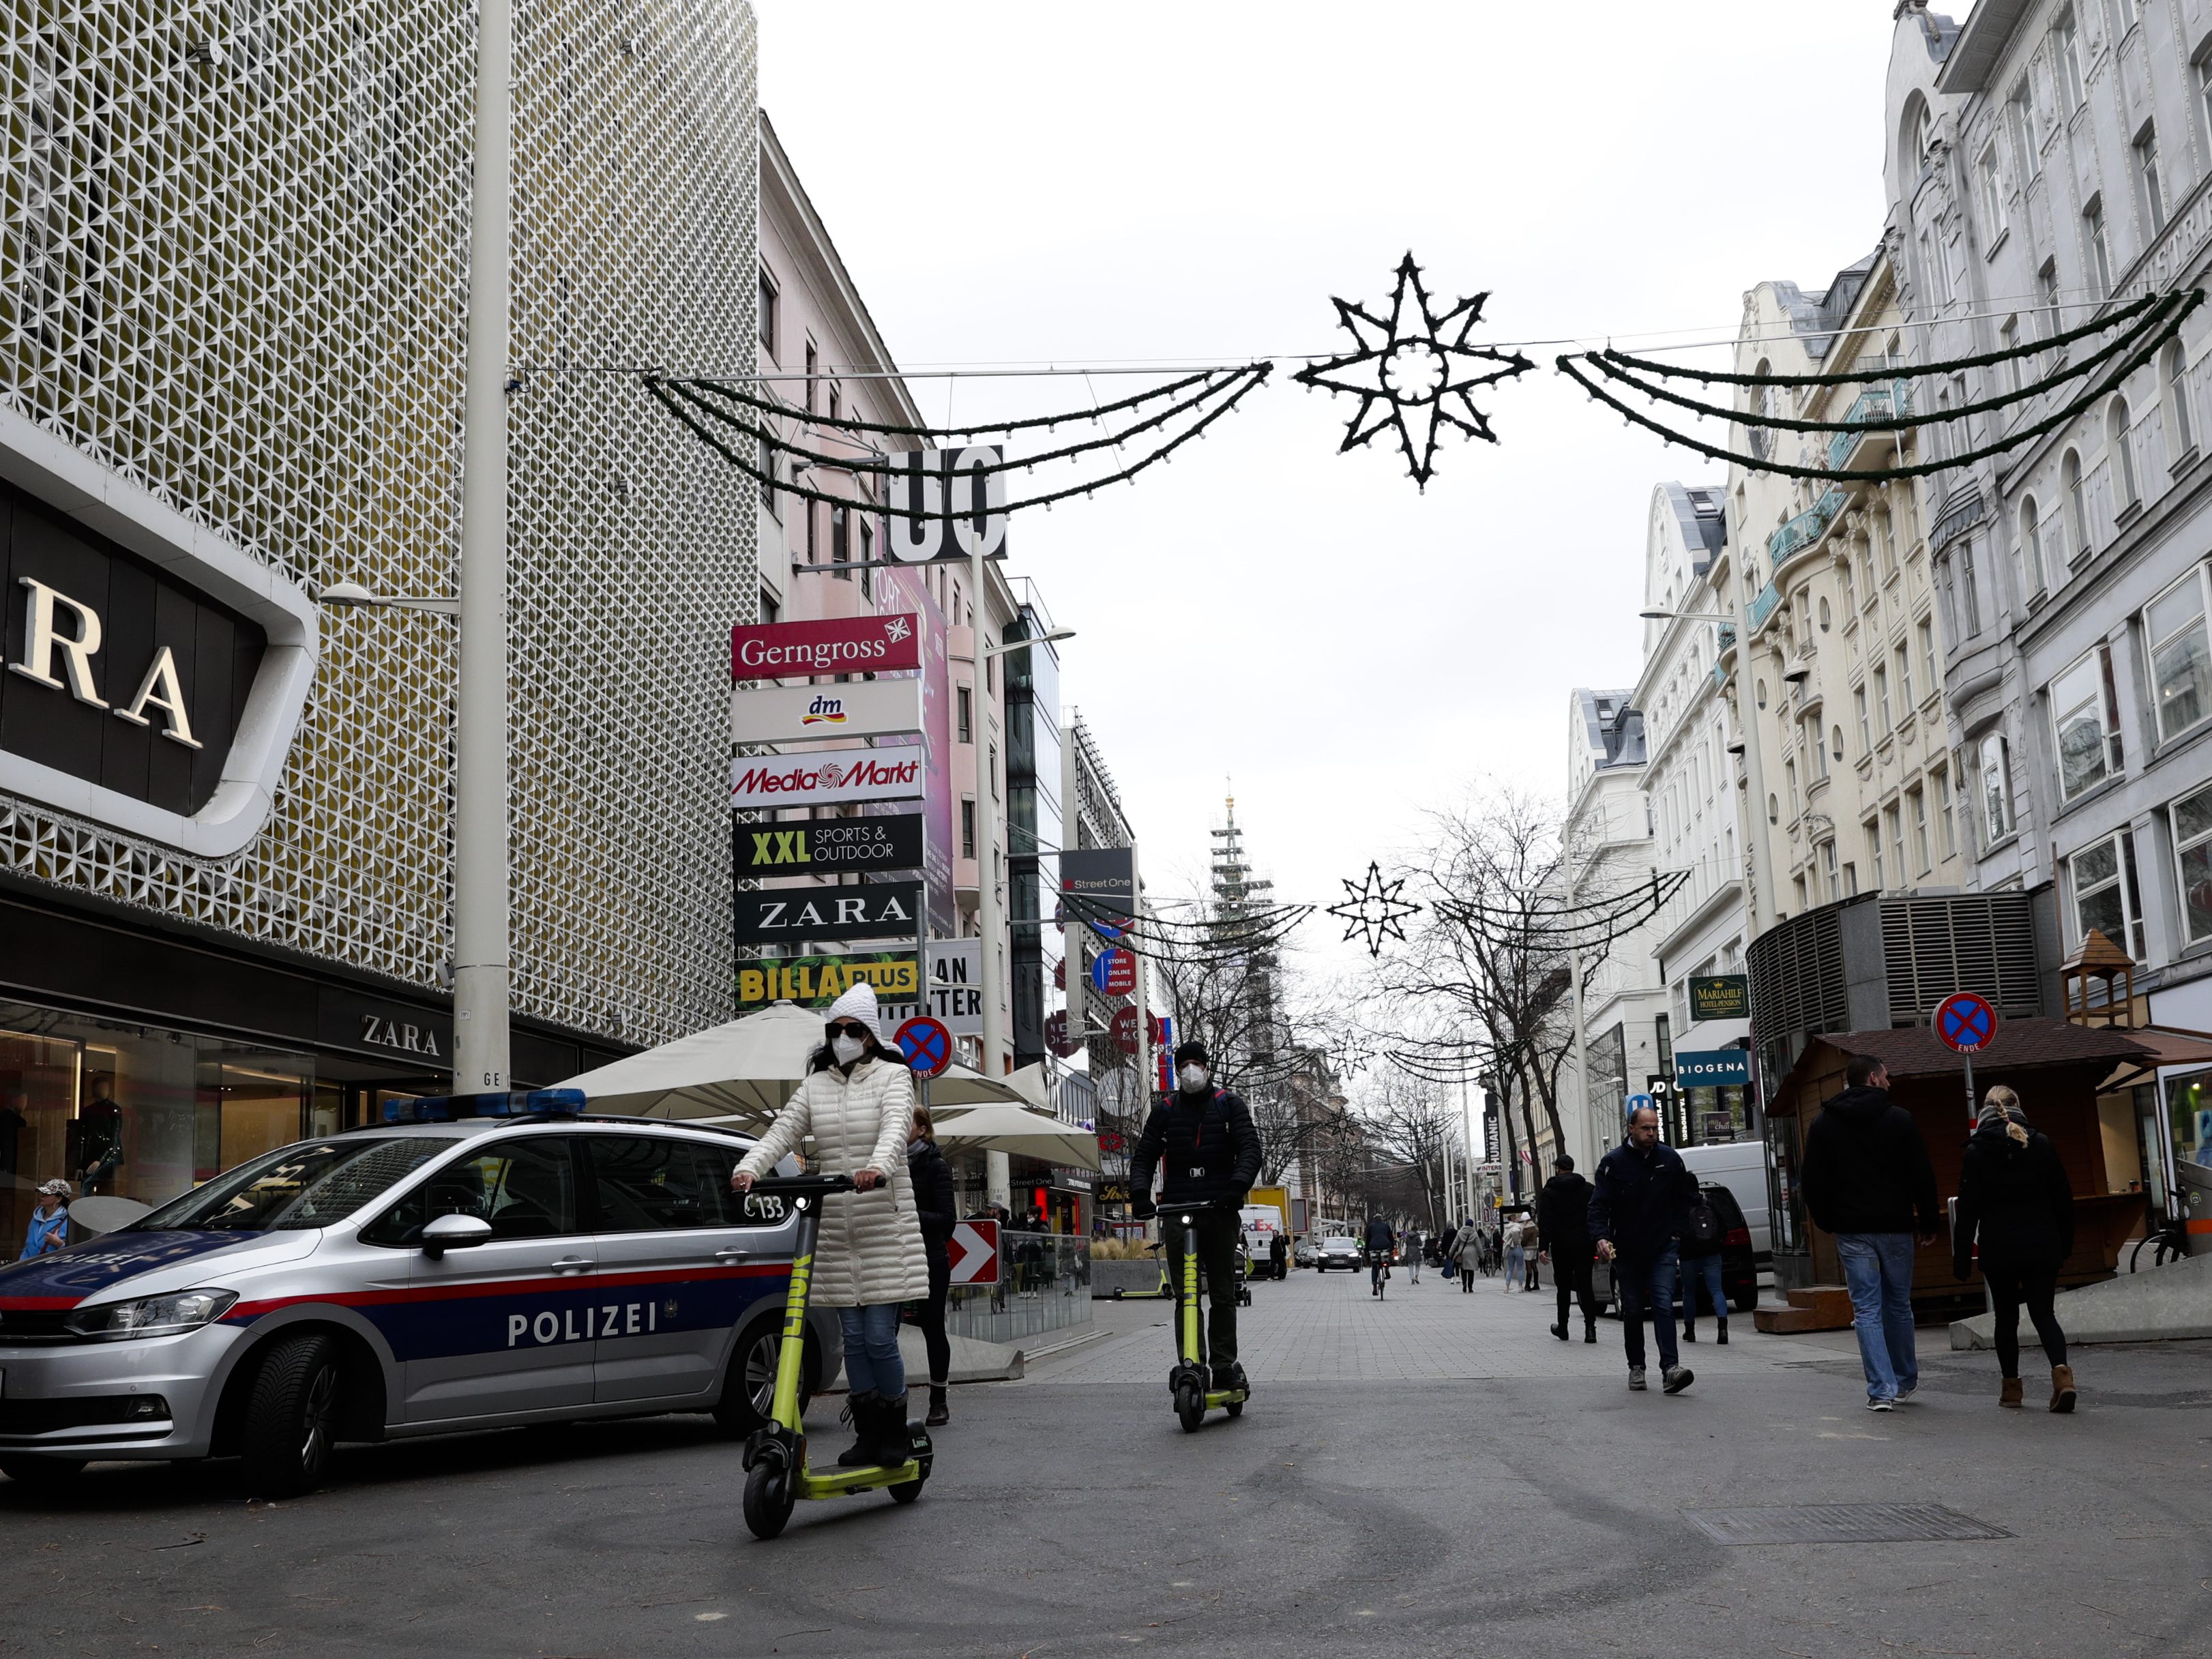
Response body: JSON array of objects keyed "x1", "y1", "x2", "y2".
[
  {"x1": 926, "y1": 1385, "x2": 949, "y2": 1427},
  {"x1": 1683, "y1": 1321, "x2": 1697, "y2": 1343},
  {"x1": 1715, "y1": 1321, "x2": 1728, "y2": 1346},
  {"x1": 1584, "y1": 1317, "x2": 1597, "y2": 1344},
  {"x1": 1550, "y1": 1321, "x2": 1569, "y2": 1341},
  {"x1": 872, "y1": 1392, "x2": 913, "y2": 1466},
  {"x1": 836, "y1": 1390, "x2": 881, "y2": 1467}
]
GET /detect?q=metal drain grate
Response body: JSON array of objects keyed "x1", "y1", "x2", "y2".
[{"x1": 1682, "y1": 1503, "x2": 2013, "y2": 1545}]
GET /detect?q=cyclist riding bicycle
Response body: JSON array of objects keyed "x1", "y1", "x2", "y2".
[
  {"x1": 1130, "y1": 1040, "x2": 1260, "y2": 1396},
  {"x1": 1363, "y1": 1213, "x2": 1396, "y2": 1298}
]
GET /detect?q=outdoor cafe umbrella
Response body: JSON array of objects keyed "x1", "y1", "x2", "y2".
[{"x1": 930, "y1": 1103, "x2": 1102, "y2": 1171}]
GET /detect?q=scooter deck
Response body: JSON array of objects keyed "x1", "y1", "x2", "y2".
[
  {"x1": 1201, "y1": 1389, "x2": 1248, "y2": 1409},
  {"x1": 796, "y1": 1458, "x2": 924, "y2": 1499}
]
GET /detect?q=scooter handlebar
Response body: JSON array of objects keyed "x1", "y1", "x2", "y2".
[{"x1": 742, "y1": 1173, "x2": 858, "y2": 1198}]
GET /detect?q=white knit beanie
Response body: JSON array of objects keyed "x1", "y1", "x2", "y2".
[{"x1": 825, "y1": 980, "x2": 881, "y2": 1042}]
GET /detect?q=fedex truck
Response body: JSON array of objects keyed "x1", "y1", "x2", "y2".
[{"x1": 1241, "y1": 1186, "x2": 1291, "y2": 1278}]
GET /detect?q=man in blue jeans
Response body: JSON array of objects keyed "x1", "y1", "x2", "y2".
[
  {"x1": 1589, "y1": 1105, "x2": 1696, "y2": 1395},
  {"x1": 1799, "y1": 1053, "x2": 1942, "y2": 1411}
]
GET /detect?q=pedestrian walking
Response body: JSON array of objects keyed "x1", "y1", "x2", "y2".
[
  {"x1": 1953, "y1": 1085, "x2": 2077, "y2": 1412},
  {"x1": 1678, "y1": 1183, "x2": 1728, "y2": 1345},
  {"x1": 1799, "y1": 1053, "x2": 1942, "y2": 1412},
  {"x1": 1501, "y1": 1214, "x2": 1524, "y2": 1293},
  {"x1": 1439, "y1": 1220, "x2": 1459, "y2": 1283},
  {"x1": 1405, "y1": 1231, "x2": 1421, "y2": 1284},
  {"x1": 1589, "y1": 1105, "x2": 1695, "y2": 1395},
  {"x1": 1537, "y1": 1156, "x2": 1599, "y2": 1344},
  {"x1": 906, "y1": 1100, "x2": 958, "y2": 1428},
  {"x1": 18, "y1": 1179, "x2": 70, "y2": 1259},
  {"x1": 1268, "y1": 1229, "x2": 1288, "y2": 1280},
  {"x1": 733, "y1": 983, "x2": 932, "y2": 1469},
  {"x1": 1454, "y1": 1222, "x2": 1481, "y2": 1291},
  {"x1": 1521, "y1": 1213, "x2": 1542, "y2": 1292}
]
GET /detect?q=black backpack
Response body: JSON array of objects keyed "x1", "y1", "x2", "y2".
[{"x1": 1685, "y1": 1194, "x2": 1722, "y2": 1249}]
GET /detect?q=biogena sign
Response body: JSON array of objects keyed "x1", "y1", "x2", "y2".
[{"x1": 0, "y1": 411, "x2": 317, "y2": 857}]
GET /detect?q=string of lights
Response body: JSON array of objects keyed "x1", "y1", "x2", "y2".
[{"x1": 656, "y1": 364, "x2": 1232, "y2": 437}]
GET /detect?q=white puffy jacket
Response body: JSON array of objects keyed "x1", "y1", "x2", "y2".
[{"x1": 737, "y1": 1053, "x2": 930, "y2": 1308}]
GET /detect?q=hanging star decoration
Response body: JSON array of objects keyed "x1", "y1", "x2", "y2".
[
  {"x1": 1326, "y1": 862, "x2": 1422, "y2": 958},
  {"x1": 1293, "y1": 252, "x2": 1534, "y2": 489}
]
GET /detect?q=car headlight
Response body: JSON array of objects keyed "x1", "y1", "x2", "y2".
[{"x1": 65, "y1": 1289, "x2": 239, "y2": 1340}]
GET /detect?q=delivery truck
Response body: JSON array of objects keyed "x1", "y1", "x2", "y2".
[{"x1": 1241, "y1": 1185, "x2": 1291, "y2": 1278}]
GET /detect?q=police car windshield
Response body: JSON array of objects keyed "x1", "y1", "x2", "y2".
[{"x1": 135, "y1": 1139, "x2": 451, "y2": 1233}]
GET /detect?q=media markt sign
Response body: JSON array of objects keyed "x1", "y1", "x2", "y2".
[{"x1": 0, "y1": 411, "x2": 317, "y2": 857}]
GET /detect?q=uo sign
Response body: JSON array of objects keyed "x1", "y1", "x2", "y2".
[{"x1": 883, "y1": 447, "x2": 1008, "y2": 564}]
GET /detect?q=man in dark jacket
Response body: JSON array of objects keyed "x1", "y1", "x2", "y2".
[
  {"x1": 1537, "y1": 1155, "x2": 1599, "y2": 1345},
  {"x1": 1799, "y1": 1053, "x2": 1941, "y2": 1411},
  {"x1": 1589, "y1": 1106, "x2": 1695, "y2": 1394},
  {"x1": 1131, "y1": 1039, "x2": 1260, "y2": 1390}
]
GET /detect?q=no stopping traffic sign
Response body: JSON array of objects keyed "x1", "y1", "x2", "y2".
[
  {"x1": 896, "y1": 1016, "x2": 952, "y2": 1078},
  {"x1": 1931, "y1": 991, "x2": 1996, "y2": 1054}
]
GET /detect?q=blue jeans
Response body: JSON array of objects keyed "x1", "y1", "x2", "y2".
[
  {"x1": 838, "y1": 1304, "x2": 906, "y2": 1398},
  {"x1": 1835, "y1": 1232, "x2": 1918, "y2": 1401},
  {"x1": 1616, "y1": 1244, "x2": 1680, "y2": 1372},
  {"x1": 1679, "y1": 1252, "x2": 1726, "y2": 1323},
  {"x1": 1503, "y1": 1245, "x2": 1524, "y2": 1286}
]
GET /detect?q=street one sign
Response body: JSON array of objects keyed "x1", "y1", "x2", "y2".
[
  {"x1": 882, "y1": 447, "x2": 1009, "y2": 565},
  {"x1": 1688, "y1": 975, "x2": 1750, "y2": 1021},
  {"x1": 1932, "y1": 990, "x2": 1999, "y2": 1054},
  {"x1": 731, "y1": 612, "x2": 919, "y2": 679},
  {"x1": 894, "y1": 1016, "x2": 952, "y2": 1078},
  {"x1": 1061, "y1": 846, "x2": 1135, "y2": 909},
  {"x1": 731, "y1": 881, "x2": 924, "y2": 948},
  {"x1": 735, "y1": 812, "x2": 924, "y2": 877},
  {"x1": 1673, "y1": 1048, "x2": 1751, "y2": 1087},
  {"x1": 1091, "y1": 948, "x2": 1136, "y2": 997},
  {"x1": 945, "y1": 1220, "x2": 1001, "y2": 1285},
  {"x1": 729, "y1": 677, "x2": 923, "y2": 744},
  {"x1": 729, "y1": 749, "x2": 923, "y2": 810},
  {"x1": 735, "y1": 953, "x2": 917, "y2": 1010}
]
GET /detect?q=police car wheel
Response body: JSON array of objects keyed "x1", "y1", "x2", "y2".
[
  {"x1": 0, "y1": 1456, "x2": 87, "y2": 1490},
  {"x1": 713, "y1": 1314, "x2": 814, "y2": 1438},
  {"x1": 239, "y1": 1333, "x2": 344, "y2": 1499}
]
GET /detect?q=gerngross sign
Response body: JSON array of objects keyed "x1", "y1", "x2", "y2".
[
  {"x1": 729, "y1": 750, "x2": 923, "y2": 810},
  {"x1": 730, "y1": 613, "x2": 920, "y2": 679},
  {"x1": 729, "y1": 677, "x2": 923, "y2": 745}
]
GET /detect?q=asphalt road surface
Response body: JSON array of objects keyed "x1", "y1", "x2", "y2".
[{"x1": 4, "y1": 1267, "x2": 2209, "y2": 1658}]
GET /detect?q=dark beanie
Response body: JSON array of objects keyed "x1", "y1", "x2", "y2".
[{"x1": 1174, "y1": 1039, "x2": 1209, "y2": 1065}]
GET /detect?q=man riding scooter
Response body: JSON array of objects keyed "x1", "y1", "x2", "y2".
[{"x1": 1131, "y1": 1040, "x2": 1261, "y2": 1399}]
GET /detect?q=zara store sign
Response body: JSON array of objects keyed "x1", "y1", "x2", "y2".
[{"x1": 0, "y1": 407, "x2": 318, "y2": 857}]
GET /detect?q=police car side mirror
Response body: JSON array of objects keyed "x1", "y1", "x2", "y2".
[{"x1": 422, "y1": 1213, "x2": 494, "y2": 1259}]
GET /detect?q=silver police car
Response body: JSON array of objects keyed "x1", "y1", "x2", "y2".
[{"x1": 0, "y1": 1093, "x2": 841, "y2": 1497}]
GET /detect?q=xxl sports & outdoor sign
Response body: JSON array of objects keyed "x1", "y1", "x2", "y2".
[
  {"x1": 735, "y1": 811, "x2": 924, "y2": 876},
  {"x1": 730, "y1": 613, "x2": 921, "y2": 679},
  {"x1": 735, "y1": 953, "x2": 919, "y2": 1010},
  {"x1": 729, "y1": 750, "x2": 924, "y2": 810},
  {"x1": 729, "y1": 678, "x2": 923, "y2": 745},
  {"x1": 731, "y1": 881, "x2": 924, "y2": 948}
]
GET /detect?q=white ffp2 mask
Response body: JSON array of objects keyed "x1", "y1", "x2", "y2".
[
  {"x1": 1179, "y1": 1064, "x2": 1211, "y2": 1092},
  {"x1": 832, "y1": 1034, "x2": 868, "y2": 1066}
]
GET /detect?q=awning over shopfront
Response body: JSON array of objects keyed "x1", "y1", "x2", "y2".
[{"x1": 932, "y1": 1104, "x2": 1101, "y2": 1171}]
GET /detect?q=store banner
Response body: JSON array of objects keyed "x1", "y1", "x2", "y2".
[
  {"x1": 1673, "y1": 1048, "x2": 1750, "y2": 1087},
  {"x1": 1688, "y1": 975, "x2": 1750, "y2": 1021},
  {"x1": 729, "y1": 677, "x2": 922, "y2": 745},
  {"x1": 879, "y1": 939, "x2": 983, "y2": 1036},
  {"x1": 881, "y1": 447, "x2": 1008, "y2": 565},
  {"x1": 1060, "y1": 846, "x2": 1135, "y2": 911},
  {"x1": 731, "y1": 613, "x2": 920, "y2": 679},
  {"x1": 729, "y1": 749, "x2": 924, "y2": 810},
  {"x1": 736, "y1": 811, "x2": 924, "y2": 877},
  {"x1": 735, "y1": 953, "x2": 919, "y2": 1010},
  {"x1": 732, "y1": 881, "x2": 924, "y2": 948}
]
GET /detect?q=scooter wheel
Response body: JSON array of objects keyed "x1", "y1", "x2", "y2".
[
  {"x1": 742, "y1": 1460, "x2": 795, "y2": 1540},
  {"x1": 889, "y1": 1471, "x2": 927, "y2": 1504},
  {"x1": 1175, "y1": 1383, "x2": 1205, "y2": 1434},
  {"x1": 1226, "y1": 1400, "x2": 1243, "y2": 1418}
]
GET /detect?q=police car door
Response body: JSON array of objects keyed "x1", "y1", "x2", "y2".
[
  {"x1": 581, "y1": 1133, "x2": 794, "y2": 1404},
  {"x1": 393, "y1": 1134, "x2": 596, "y2": 1422}
]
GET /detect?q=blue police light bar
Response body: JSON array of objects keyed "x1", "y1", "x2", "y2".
[{"x1": 383, "y1": 1089, "x2": 589, "y2": 1124}]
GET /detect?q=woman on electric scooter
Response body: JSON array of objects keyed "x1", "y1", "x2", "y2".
[{"x1": 734, "y1": 983, "x2": 930, "y2": 1468}]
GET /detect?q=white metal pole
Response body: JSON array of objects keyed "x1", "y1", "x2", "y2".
[
  {"x1": 454, "y1": 0, "x2": 514, "y2": 1093},
  {"x1": 973, "y1": 540, "x2": 1000, "y2": 1078}
]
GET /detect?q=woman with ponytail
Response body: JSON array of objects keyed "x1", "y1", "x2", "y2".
[{"x1": 1953, "y1": 1085, "x2": 2077, "y2": 1411}]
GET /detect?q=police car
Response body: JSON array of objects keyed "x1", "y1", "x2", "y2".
[{"x1": 0, "y1": 1092, "x2": 842, "y2": 1497}]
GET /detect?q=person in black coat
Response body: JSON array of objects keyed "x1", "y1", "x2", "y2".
[
  {"x1": 1953, "y1": 1085, "x2": 2077, "y2": 1413},
  {"x1": 1589, "y1": 1105, "x2": 1696, "y2": 1393},
  {"x1": 1536, "y1": 1155, "x2": 1599, "y2": 1345},
  {"x1": 906, "y1": 1100, "x2": 958, "y2": 1426}
]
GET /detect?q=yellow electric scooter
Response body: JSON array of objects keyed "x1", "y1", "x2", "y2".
[
  {"x1": 739, "y1": 1175, "x2": 932, "y2": 1540},
  {"x1": 1162, "y1": 1198, "x2": 1250, "y2": 1433}
]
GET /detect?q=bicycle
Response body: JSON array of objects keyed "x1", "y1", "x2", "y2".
[
  {"x1": 2129, "y1": 1213, "x2": 2189, "y2": 1272},
  {"x1": 1368, "y1": 1246, "x2": 1389, "y2": 1300}
]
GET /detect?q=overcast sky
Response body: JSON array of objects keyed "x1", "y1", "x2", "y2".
[{"x1": 756, "y1": 1, "x2": 1898, "y2": 986}]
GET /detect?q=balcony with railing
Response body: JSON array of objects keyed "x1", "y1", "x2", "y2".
[
  {"x1": 1766, "y1": 486, "x2": 1847, "y2": 567},
  {"x1": 1747, "y1": 578, "x2": 1782, "y2": 633},
  {"x1": 1826, "y1": 381, "x2": 1912, "y2": 473}
]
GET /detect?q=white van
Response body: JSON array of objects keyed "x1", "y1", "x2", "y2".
[{"x1": 1677, "y1": 1141, "x2": 1772, "y2": 1261}]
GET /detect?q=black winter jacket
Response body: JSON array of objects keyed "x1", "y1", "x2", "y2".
[
  {"x1": 1363, "y1": 1215, "x2": 1396, "y2": 1254},
  {"x1": 906, "y1": 1136, "x2": 957, "y2": 1265},
  {"x1": 1953, "y1": 1117, "x2": 2074, "y2": 1277},
  {"x1": 1131, "y1": 1085, "x2": 1260, "y2": 1207},
  {"x1": 1587, "y1": 1137, "x2": 1694, "y2": 1259},
  {"x1": 1536, "y1": 1171, "x2": 1595, "y2": 1254},
  {"x1": 1800, "y1": 1085, "x2": 1942, "y2": 1238}
]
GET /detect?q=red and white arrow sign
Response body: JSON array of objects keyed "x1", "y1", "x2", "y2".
[{"x1": 946, "y1": 1219, "x2": 1000, "y2": 1285}]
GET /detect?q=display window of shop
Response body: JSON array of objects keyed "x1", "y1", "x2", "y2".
[
  {"x1": 2165, "y1": 1069, "x2": 2212, "y2": 1194},
  {"x1": 1, "y1": 1003, "x2": 315, "y2": 1233}
]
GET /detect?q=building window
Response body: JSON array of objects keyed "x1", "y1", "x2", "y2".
[
  {"x1": 1911, "y1": 787, "x2": 1930, "y2": 873},
  {"x1": 1818, "y1": 595, "x2": 1831, "y2": 632},
  {"x1": 758, "y1": 268, "x2": 778, "y2": 357},
  {"x1": 989, "y1": 743, "x2": 999, "y2": 801},
  {"x1": 2056, "y1": 10, "x2": 2084, "y2": 111},
  {"x1": 1876, "y1": 508, "x2": 1898, "y2": 578},
  {"x1": 1960, "y1": 543, "x2": 1983, "y2": 635},
  {"x1": 1786, "y1": 758, "x2": 1799, "y2": 818},
  {"x1": 1767, "y1": 792, "x2": 1778, "y2": 826},
  {"x1": 1831, "y1": 724, "x2": 1844, "y2": 764},
  {"x1": 1874, "y1": 665, "x2": 1892, "y2": 733},
  {"x1": 1822, "y1": 840, "x2": 1840, "y2": 902},
  {"x1": 2147, "y1": 565, "x2": 2211, "y2": 744},
  {"x1": 1843, "y1": 860, "x2": 1860, "y2": 896},
  {"x1": 1794, "y1": 873, "x2": 1810, "y2": 913},
  {"x1": 2085, "y1": 196, "x2": 2112, "y2": 294},
  {"x1": 2063, "y1": 449, "x2": 2088, "y2": 558},
  {"x1": 1886, "y1": 804, "x2": 1906, "y2": 887},
  {"x1": 2051, "y1": 645, "x2": 2124, "y2": 800},
  {"x1": 956, "y1": 685, "x2": 973, "y2": 744},
  {"x1": 1810, "y1": 718, "x2": 1829, "y2": 779},
  {"x1": 2039, "y1": 261, "x2": 2064, "y2": 372},
  {"x1": 1868, "y1": 818, "x2": 1885, "y2": 890},
  {"x1": 2166, "y1": 341, "x2": 2196, "y2": 458},
  {"x1": 2200, "y1": 57, "x2": 2212, "y2": 158},
  {"x1": 1981, "y1": 733, "x2": 2015, "y2": 842},
  {"x1": 2136, "y1": 123, "x2": 2166, "y2": 235},
  {"x1": 2019, "y1": 496, "x2": 2046, "y2": 595},
  {"x1": 1979, "y1": 145, "x2": 2007, "y2": 239},
  {"x1": 2070, "y1": 832, "x2": 2145, "y2": 960},
  {"x1": 2009, "y1": 80, "x2": 2041, "y2": 181},
  {"x1": 1896, "y1": 644, "x2": 1914, "y2": 711},
  {"x1": 2109, "y1": 0, "x2": 2137, "y2": 33},
  {"x1": 1856, "y1": 686, "x2": 1872, "y2": 753},
  {"x1": 2001, "y1": 314, "x2": 2023, "y2": 395},
  {"x1": 803, "y1": 340, "x2": 819, "y2": 414},
  {"x1": 831, "y1": 504, "x2": 851, "y2": 580},
  {"x1": 2173, "y1": 782, "x2": 2212, "y2": 945},
  {"x1": 961, "y1": 798, "x2": 976, "y2": 859},
  {"x1": 1936, "y1": 766, "x2": 1956, "y2": 857},
  {"x1": 858, "y1": 519, "x2": 874, "y2": 602},
  {"x1": 2110, "y1": 396, "x2": 2138, "y2": 508},
  {"x1": 1917, "y1": 619, "x2": 1936, "y2": 700},
  {"x1": 758, "y1": 587, "x2": 780, "y2": 627}
]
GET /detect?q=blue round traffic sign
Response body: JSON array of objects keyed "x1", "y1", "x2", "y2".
[
  {"x1": 896, "y1": 1016, "x2": 952, "y2": 1078},
  {"x1": 1932, "y1": 991, "x2": 1997, "y2": 1054}
]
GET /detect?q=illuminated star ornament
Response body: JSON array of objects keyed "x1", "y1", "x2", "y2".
[
  {"x1": 1327, "y1": 862, "x2": 1421, "y2": 957},
  {"x1": 1293, "y1": 252, "x2": 1534, "y2": 489}
]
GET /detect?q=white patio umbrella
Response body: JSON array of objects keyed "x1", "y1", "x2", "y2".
[{"x1": 931, "y1": 1103, "x2": 1101, "y2": 1171}]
